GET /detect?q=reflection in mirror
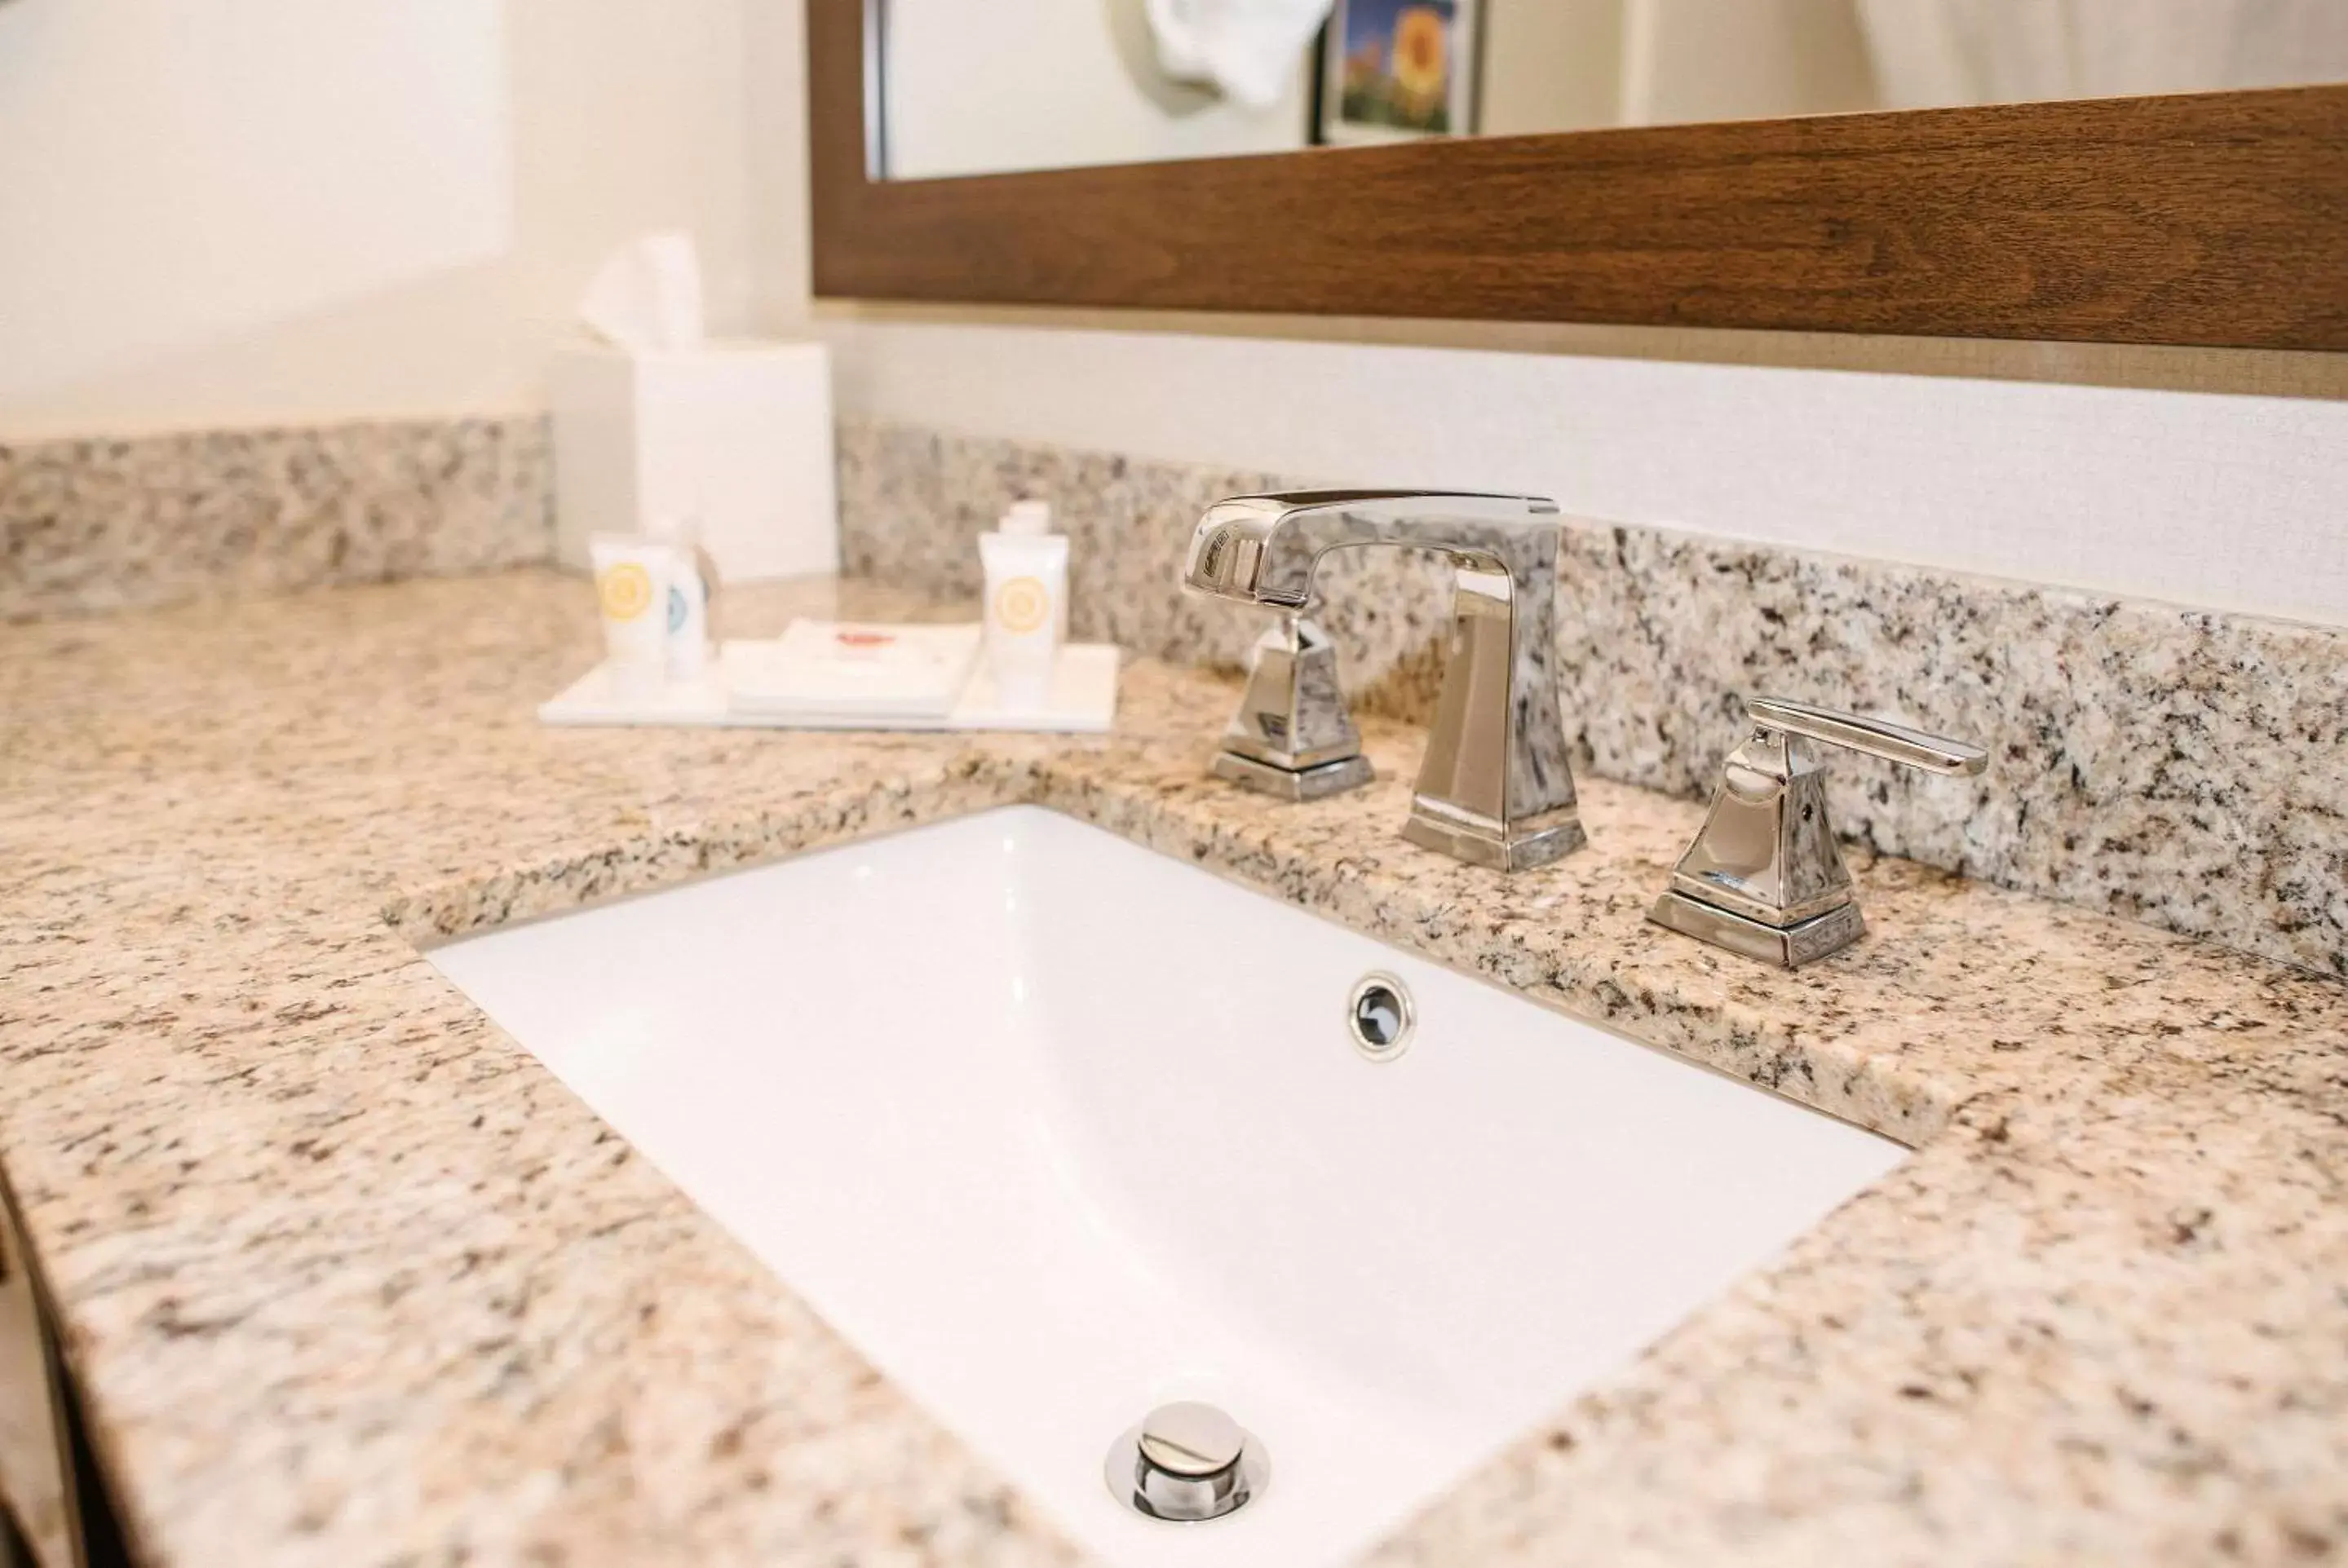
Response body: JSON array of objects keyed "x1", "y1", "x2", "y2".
[{"x1": 878, "y1": 0, "x2": 2348, "y2": 182}]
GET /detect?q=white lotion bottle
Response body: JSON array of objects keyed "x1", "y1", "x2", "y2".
[
  {"x1": 979, "y1": 500, "x2": 1068, "y2": 712},
  {"x1": 1002, "y1": 499, "x2": 1068, "y2": 639},
  {"x1": 589, "y1": 534, "x2": 672, "y2": 697},
  {"x1": 648, "y1": 514, "x2": 718, "y2": 681}
]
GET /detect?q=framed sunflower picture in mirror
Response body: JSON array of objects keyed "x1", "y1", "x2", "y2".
[{"x1": 1315, "y1": 0, "x2": 1483, "y2": 145}]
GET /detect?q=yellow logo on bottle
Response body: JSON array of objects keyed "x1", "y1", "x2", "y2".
[
  {"x1": 994, "y1": 576, "x2": 1050, "y2": 635},
  {"x1": 598, "y1": 561, "x2": 654, "y2": 621}
]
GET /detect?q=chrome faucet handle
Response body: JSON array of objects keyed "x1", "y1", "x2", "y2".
[
  {"x1": 1211, "y1": 609, "x2": 1375, "y2": 802},
  {"x1": 1648, "y1": 696, "x2": 1987, "y2": 968},
  {"x1": 1740, "y1": 697, "x2": 1987, "y2": 776}
]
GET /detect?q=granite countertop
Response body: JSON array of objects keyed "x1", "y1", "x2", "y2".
[{"x1": 2, "y1": 569, "x2": 2344, "y2": 1567}]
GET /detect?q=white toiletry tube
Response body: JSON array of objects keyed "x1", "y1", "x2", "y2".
[
  {"x1": 589, "y1": 535, "x2": 672, "y2": 696},
  {"x1": 1002, "y1": 499, "x2": 1069, "y2": 639},
  {"x1": 648, "y1": 515, "x2": 716, "y2": 680},
  {"x1": 979, "y1": 524, "x2": 1068, "y2": 712}
]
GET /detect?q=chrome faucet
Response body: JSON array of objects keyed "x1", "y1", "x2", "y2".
[{"x1": 1183, "y1": 490, "x2": 1584, "y2": 872}]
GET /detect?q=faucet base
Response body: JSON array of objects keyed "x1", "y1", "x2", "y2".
[
  {"x1": 1212, "y1": 749, "x2": 1375, "y2": 802},
  {"x1": 1401, "y1": 802, "x2": 1585, "y2": 872},
  {"x1": 1647, "y1": 890, "x2": 1865, "y2": 969}
]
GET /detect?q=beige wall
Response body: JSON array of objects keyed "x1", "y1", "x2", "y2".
[
  {"x1": 1480, "y1": 0, "x2": 1626, "y2": 134},
  {"x1": 1481, "y1": 0, "x2": 1878, "y2": 133},
  {"x1": 1622, "y1": 0, "x2": 1877, "y2": 125},
  {"x1": 0, "y1": 0, "x2": 760, "y2": 439}
]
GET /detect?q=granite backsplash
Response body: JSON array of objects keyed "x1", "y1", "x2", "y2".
[
  {"x1": 837, "y1": 419, "x2": 2348, "y2": 980},
  {"x1": 0, "y1": 416, "x2": 552, "y2": 622}
]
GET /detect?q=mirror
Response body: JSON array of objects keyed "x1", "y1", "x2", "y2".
[
  {"x1": 815, "y1": 0, "x2": 2348, "y2": 350},
  {"x1": 877, "y1": 0, "x2": 2348, "y2": 182}
]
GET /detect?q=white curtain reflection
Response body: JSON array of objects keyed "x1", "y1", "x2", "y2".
[{"x1": 1857, "y1": 0, "x2": 2348, "y2": 108}]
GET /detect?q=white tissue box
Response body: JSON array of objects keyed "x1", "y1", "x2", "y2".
[{"x1": 551, "y1": 339, "x2": 838, "y2": 581}]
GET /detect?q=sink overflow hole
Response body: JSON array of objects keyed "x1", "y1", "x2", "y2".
[{"x1": 1347, "y1": 972, "x2": 1415, "y2": 1061}]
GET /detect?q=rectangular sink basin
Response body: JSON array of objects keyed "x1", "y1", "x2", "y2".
[{"x1": 427, "y1": 806, "x2": 1903, "y2": 1566}]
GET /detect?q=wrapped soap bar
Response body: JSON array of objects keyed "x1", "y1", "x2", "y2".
[{"x1": 727, "y1": 621, "x2": 984, "y2": 718}]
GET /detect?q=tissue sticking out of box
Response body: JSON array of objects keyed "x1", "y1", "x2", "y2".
[{"x1": 578, "y1": 232, "x2": 705, "y2": 354}]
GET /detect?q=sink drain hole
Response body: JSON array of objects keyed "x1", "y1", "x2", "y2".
[
  {"x1": 1105, "y1": 1402, "x2": 1270, "y2": 1523},
  {"x1": 1347, "y1": 972, "x2": 1415, "y2": 1061}
]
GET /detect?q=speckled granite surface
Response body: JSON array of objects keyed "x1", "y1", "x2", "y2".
[
  {"x1": 838, "y1": 420, "x2": 2348, "y2": 980},
  {"x1": 2, "y1": 569, "x2": 2345, "y2": 1566},
  {"x1": 0, "y1": 417, "x2": 552, "y2": 622}
]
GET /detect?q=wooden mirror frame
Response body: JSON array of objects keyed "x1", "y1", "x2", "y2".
[{"x1": 810, "y1": 0, "x2": 2348, "y2": 350}]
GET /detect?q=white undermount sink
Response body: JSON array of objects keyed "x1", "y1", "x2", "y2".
[{"x1": 427, "y1": 806, "x2": 1904, "y2": 1567}]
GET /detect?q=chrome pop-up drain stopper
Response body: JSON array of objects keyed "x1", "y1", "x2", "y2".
[{"x1": 1104, "y1": 1402, "x2": 1270, "y2": 1522}]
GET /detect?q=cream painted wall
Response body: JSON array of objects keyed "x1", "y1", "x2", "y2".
[
  {"x1": 1621, "y1": 0, "x2": 1878, "y2": 125},
  {"x1": 0, "y1": 0, "x2": 758, "y2": 439},
  {"x1": 1481, "y1": 1, "x2": 1625, "y2": 134},
  {"x1": 1482, "y1": 0, "x2": 1877, "y2": 134}
]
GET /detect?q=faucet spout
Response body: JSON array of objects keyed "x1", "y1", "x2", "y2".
[{"x1": 1183, "y1": 490, "x2": 1585, "y2": 872}]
